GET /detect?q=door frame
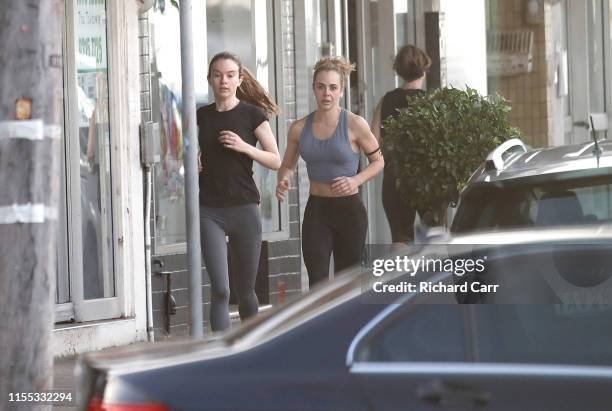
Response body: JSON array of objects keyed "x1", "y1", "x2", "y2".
[
  {"x1": 59, "y1": 0, "x2": 122, "y2": 323},
  {"x1": 566, "y1": 0, "x2": 611, "y2": 144}
]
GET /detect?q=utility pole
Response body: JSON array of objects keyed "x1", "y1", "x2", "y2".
[
  {"x1": 179, "y1": 0, "x2": 204, "y2": 338},
  {"x1": 0, "y1": 1, "x2": 63, "y2": 410}
]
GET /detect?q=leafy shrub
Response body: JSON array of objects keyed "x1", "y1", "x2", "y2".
[{"x1": 382, "y1": 87, "x2": 522, "y2": 225}]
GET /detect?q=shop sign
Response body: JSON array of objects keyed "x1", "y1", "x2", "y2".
[{"x1": 76, "y1": 0, "x2": 107, "y2": 71}]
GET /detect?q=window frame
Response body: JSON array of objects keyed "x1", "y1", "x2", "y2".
[
  {"x1": 151, "y1": 0, "x2": 290, "y2": 255},
  {"x1": 261, "y1": 0, "x2": 290, "y2": 242},
  {"x1": 347, "y1": 271, "x2": 467, "y2": 366}
]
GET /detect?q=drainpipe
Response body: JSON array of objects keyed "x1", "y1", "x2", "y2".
[
  {"x1": 179, "y1": 0, "x2": 204, "y2": 338},
  {"x1": 138, "y1": 9, "x2": 155, "y2": 342},
  {"x1": 143, "y1": 164, "x2": 154, "y2": 342}
]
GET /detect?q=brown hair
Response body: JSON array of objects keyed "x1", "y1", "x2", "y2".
[
  {"x1": 393, "y1": 45, "x2": 432, "y2": 82},
  {"x1": 207, "y1": 51, "x2": 279, "y2": 117},
  {"x1": 312, "y1": 56, "x2": 356, "y2": 89}
]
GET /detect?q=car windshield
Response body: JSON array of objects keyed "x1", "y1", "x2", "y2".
[{"x1": 453, "y1": 177, "x2": 612, "y2": 232}]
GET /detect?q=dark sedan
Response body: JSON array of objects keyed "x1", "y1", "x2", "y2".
[{"x1": 79, "y1": 225, "x2": 612, "y2": 411}]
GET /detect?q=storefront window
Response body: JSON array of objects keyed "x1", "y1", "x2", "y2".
[
  {"x1": 207, "y1": 0, "x2": 281, "y2": 233},
  {"x1": 150, "y1": 0, "x2": 282, "y2": 252},
  {"x1": 394, "y1": 0, "x2": 416, "y2": 55},
  {"x1": 151, "y1": 2, "x2": 208, "y2": 250},
  {"x1": 75, "y1": 0, "x2": 115, "y2": 299},
  {"x1": 486, "y1": 0, "x2": 609, "y2": 146}
]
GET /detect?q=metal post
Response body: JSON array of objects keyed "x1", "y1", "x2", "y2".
[{"x1": 179, "y1": 0, "x2": 204, "y2": 338}]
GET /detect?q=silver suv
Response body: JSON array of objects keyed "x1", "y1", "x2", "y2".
[{"x1": 451, "y1": 138, "x2": 612, "y2": 233}]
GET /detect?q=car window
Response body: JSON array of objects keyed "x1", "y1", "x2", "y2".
[
  {"x1": 468, "y1": 305, "x2": 612, "y2": 366},
  {"x1": 355, "y1": 303, "x2": 612, "y2": 367},
  {"x1": 575, "y1": 183, "x2": 612, "y2": 222},
  {"x1": 355, "y1": 302, "x2": 467, "y2": 363},
  {"x1": 453, "y1": 178, "x2": 612, "y2": 232}
]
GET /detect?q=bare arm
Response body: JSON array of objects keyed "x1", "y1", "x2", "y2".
[
  {"x1": 276, "y1": 120, "x2": 304, "y2": 201},
  {"x1": 218, "y1": 120, "x2": 281, "y2": 170},
  {"x1": 331, "y1": 114, "x2": 384, "y2": 195}
]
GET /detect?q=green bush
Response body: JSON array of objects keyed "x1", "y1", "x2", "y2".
[{"x1": 382, "y1": 87, "x2": 522, "y2": 225}]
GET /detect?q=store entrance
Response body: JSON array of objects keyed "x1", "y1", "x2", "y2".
[
  {"x1": 345, "y1": 0, "x2": 418, "y2": 244},
  {"x1": 55, "y1": 0, "x2": 120, "y2": 324},
  {"x1": 564, "y1": 0, "x2": 610, "y2": 144}
]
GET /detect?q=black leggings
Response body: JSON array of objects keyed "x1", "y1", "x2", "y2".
[
  {"x1": 302, "y1": 194, "x2": 368, "y2": 287},
  {"x1": 382, "y1": 172, "x2": 416, "y2": 243}
]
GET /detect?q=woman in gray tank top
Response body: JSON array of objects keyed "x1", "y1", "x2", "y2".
[{"x1": 276, "y1": 57, "x2": 384, "y2": 287}]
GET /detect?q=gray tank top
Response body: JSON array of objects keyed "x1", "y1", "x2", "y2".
[{"x1": 299, "y1": 109, "x2": 360, "y2": 183}]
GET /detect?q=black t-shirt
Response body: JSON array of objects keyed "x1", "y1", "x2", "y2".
[
  {"x1": 381, "y1": 88, "x2": 424, "y2": 172},
  {"x1": 197, "y1": 100, "x2": 268, "y2": 207}
]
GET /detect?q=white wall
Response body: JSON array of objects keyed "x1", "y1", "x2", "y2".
[{"x1": 439, "y1": 0, "x2": 488, "y2": 94}]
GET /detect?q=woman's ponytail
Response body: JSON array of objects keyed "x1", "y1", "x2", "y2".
[{"x1": 237, "y1": 67, "x2": 280, "y2": 118}]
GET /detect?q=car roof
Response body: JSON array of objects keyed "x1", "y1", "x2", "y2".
[
  {"x1": 439, "y1": 223, "x2": 612, "y2": 245},
  {"x1": 469, "y1": 139, "x2": 612, "y2": 185}
]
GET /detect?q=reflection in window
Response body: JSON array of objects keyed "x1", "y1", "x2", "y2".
[
  {"x1": 357, "y1": 304, "x2": 466, "y2": 363},
  {"x1": 75, "y1": 0, "x2": 115, "y2": 299},
  {"x1": 150, "y1": 3, "x2": 207, "y2": 249},
  {"x1": 471, "y1": 305, "x2": 612, "y2": 366},
  {"x1": 207, "y1": 0, "x2": 280, "y2": 234},
  {"x1": 150, "y1": 0, "x2": 282, "y2": 247},
  {"x1": 155, "y1": 82, "x2": 186, "y2": 247}
]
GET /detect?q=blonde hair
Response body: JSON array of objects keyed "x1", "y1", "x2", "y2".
[
  {"x1": 312, "y1": 56, "x2": 356, "y2": 89},
  {"x1": 208, "y1": 52, "x2": 280, "y2": 117}
]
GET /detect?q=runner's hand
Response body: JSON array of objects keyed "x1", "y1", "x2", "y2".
[
  {"x1": 218, "y1": 130, "x2": 251, "y2": 154},
  {"x1": 331, "y1": 176, "x2": 359, "y2": 195},
  {"x1": 276, "y1": 178, "x2": 291, "y2": 201}
]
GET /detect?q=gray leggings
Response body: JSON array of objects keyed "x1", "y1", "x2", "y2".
[{"x1": 200, "y1": 204, "x2": 262, "y2": 331}]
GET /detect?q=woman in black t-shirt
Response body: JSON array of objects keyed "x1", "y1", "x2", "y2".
[
  {"x1": 371, "y1": 45, "x2": 431, "y2": 244},
  {"x1": 197, "y1": 52, "x2": 280, "y2": 332}
]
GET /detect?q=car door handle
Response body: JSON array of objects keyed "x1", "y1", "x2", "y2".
[{"x1": 417, "y1": 380, "x2": 491, "y2": 408}]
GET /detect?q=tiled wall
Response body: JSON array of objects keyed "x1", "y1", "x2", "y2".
[
  {"x1": 487, "y1": 0, "x2": 551, "y2": 148},
  {"x1": 150, "y1": 0, "x2": 302, "y2": 339},
  {"x1": 267, "y1": 0, "x2": 302, "y2": 306}
]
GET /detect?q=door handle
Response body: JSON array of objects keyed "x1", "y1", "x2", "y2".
[
  {"x1": 573, "y1": 120, "x2": 590, "y2": 129},
  {"x1": 417, "y1": 380, "x2": 491, "y2": 407}
]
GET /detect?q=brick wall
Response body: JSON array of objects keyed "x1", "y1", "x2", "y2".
[
  {"x1": 487, "y1": 0, "x2": 551, "y2": 148},
  {"x1": 267, "y1": 0, "x2": 302, "y2": 306}
]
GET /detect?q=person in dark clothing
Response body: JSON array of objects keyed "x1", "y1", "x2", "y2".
[
  {"x1": 197, "y1": 52, "x2": 281, "y2": 332},
  {"x1": 371, "y1": 45, "x2": 432, "y2": 244},
  {"x1": 276, "y1": 57, "x2": 384, "y2": 287}
]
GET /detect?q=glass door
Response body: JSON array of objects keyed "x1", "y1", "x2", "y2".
[
  {"x1": 565, "y1": 0, "x2": 610, "y2": 143},
  {"x1": 347, "y1": 0, "x2": 418, "y2": 244},
  {"x1": 57, "y1": 0, "x2": 120, "y2": 323},
  {"x1": 205, "y1": 0, "x2": 283, "y2": 236}
]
